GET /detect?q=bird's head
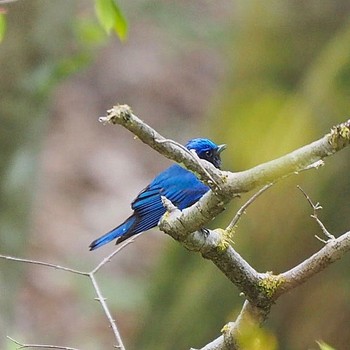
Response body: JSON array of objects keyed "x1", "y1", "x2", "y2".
[{"x1": 185, "y1": 138, "x2": 226, "y2": 169}]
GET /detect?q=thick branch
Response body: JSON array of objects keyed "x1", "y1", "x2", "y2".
[
  {"x1": 194, "y1": 300, "x2": 268, "y2": 350},
  {"x1": 275, "y1": 231, "x2": 350, "y2": 298},
  {"x1": 192, "y1": 229, "x2": 267, "y2": 305},
  {"x1": 102, "y1": 105, "x2": 350, "y2": 237},
  {"x1": 193, "y1": 230, "x2": 350, "y2": 350},
  {"x1": 101, "y1": 105, "x2": 349, "y2": 297},
  {"x1": 224, "y1": 130, "x2": 344, "y2": 193},
  {"x1": 100, "y1": 105, "x2": 350, "y2": 349}
]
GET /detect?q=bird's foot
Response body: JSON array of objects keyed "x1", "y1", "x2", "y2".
[
  {"x1": 200, "y1": 228, "x2": 210, "y2": 237},
  {"x1": 199, "y1": 228, "x2": 234, "y2": 251}
]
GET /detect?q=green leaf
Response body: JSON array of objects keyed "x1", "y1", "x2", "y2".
[
  {"x1": 317, "y1": 340, "x2": 336, "y2": 350},
  {"x1": 75, "y1": 17, "x2": 107, "y2": 46},
  {"x1": 0, "y1": 13, "x2": 6, "y2": 43},
  {"x1": 111, "y1": 2, "x2": 127, "y2": 40},
  {"x1": 94, "y1": 0, "x2": 127, "y2": 41}
]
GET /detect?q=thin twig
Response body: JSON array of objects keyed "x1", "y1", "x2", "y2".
[
  {"x1": 295, "y1": 159, "x2": 325, "y2": 174},
  {"x1": 88, "y1": 236, "x2": 141, "y2": 350},
  {"x1": 7, "y1": 336, "x2": 80, "y2": 350},
  {"x1": 297, "y1": 185, "x2": 335, "y2": 241},
  {"x1": 1, "y1": 238, "x2": 137, "y2": 350},
  {"x1": 0, "y1": 0, "x2": 20, "y2": 4},
  {"x1": 91, "y1": 236, "x2": 137, "y2": 274},
  {"x1": 0, "y1": 255, "x2": 87, "y2": 276},
  {"x1": 89, "y1": 273, "x2": 125, "y2": 350},
  {"x1": 226, "y1": 183, "x2": 274, "y2": 235}
]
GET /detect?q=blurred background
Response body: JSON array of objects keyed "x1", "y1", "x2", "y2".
[{"x1": 1, "y1": 1, "x2": 350, "y2": 349}]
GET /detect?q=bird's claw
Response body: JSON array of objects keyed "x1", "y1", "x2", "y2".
[{"x1": 200, "y1": 228, "x2": 210, "y2": 237}]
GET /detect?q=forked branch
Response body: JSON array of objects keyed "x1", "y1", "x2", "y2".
[
  {"x1": 2, "y1": 105, "x2": 349, "y2": 350},
  {"x1": 100, "y1": 104, "x2": 350, "y2": 349}
]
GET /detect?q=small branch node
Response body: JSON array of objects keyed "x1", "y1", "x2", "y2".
[
  {"x1": 302, "y1": 159, "x2": 325, "y2": 172},
  {"x1": 94, "y1": 297, "x2": 107, "y2": 301},
  {"x1": 314, "y1": 235, "x2": 328, "y2": 244},
  {"x1": 161, "y1": 196, "x2": 178, "y2": 213},
  {"x1": 99, "y1": 104, "x2": 132, "y2": 125}
]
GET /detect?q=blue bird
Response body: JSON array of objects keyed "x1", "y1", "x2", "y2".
[{"x1": 89, "y1": 138, "x2": 226, "y2": 250}]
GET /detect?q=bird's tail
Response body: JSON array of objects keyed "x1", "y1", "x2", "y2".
[{"x1": 89, "y1": 215, "x2": 137, "y2": 251}]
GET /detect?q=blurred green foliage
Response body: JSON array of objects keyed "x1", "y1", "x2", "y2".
[
  {"x1": 0, "y1": 13, "x2": 6, "y2": 43},
  {"x1": 317, "y1": 340, "x2": 336, "y2": 350},
  {"x1": 237, "y1": 322, "x2": 278, "y2": 350},
  {"x1": 135, "y1": 2, "x2": 350, "y2": 350},
  {"x1": 0, "y1": 0, "x2": 74, "y2": 338},
  {"x1": 0, "y1": 0, "x2": 107, "y2": 346},
  {"x1": 94, "y1": 0, "x2": 127, "y2": 40}
]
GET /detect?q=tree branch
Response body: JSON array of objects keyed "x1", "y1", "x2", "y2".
[
  {"x1": 102, "y1": 105, "x2": 349, "y2": 237},
  {"x1": 193, "y1": 301, "x2": 268, "y2": 350},
  {"x1": 101, "y1": 105, "x2": 349, "y2": 300},
  {"x1": 275, "y1": 230, "x2": 350, "y2": 297},
  {"x1": 1, "y1": 238, "x2": 136, "y2": 350},
  {"x1": 297, "y1": 185, "x2": 335, "y2": 241},
  {"x1": 7, "y1": 336, "x2": 79, "y2": 350},
  {"x1": 99, "y1": 105, "x2": 224, "y2": 191},
  {"x1": 226, "y1": 183, "x2": 274, "y2": 235},
  {"x1": 100, "y1": 104, "x2": 350, "y2": 349}
]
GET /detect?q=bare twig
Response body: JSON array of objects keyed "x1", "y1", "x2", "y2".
[
  {"x1": 1, "y1": 238, "x2": 137, "y2": 350},
  {"x1": 226, "y1": 183, "x2": 274, "y2": 235},
  {"x1": 297, "y1": 185, "x2": 335, "y2": 241},
  {"x1": 87, "y1": 238, "x2": 138, "y2": 350},
  {"x1": 89, "y1": 274, "x2": 125, "y2": 349},
  {"x1": 91, "y1": 236, "x2": 137, "y2": 274},
  {"x1": 0, "y1": 255, "x2": 87, "y2": 276},
  {"x1": 0, "y1": 0, "x2": 20, "y2": 4},
  {"x1": 7, "y1": 336, "x2": 80, "y2": 350}
]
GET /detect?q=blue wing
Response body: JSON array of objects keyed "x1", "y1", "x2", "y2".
[
  {"x1": 89, "y1": 165, "x2": 209, "y2": 250},
  {"x1": 129, "y1": 164, "x2": 209, "y2": 234}
]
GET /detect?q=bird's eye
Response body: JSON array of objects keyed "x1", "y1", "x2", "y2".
[{"x1": 205, "y1": 150, "x2": 213, "y2": 157}]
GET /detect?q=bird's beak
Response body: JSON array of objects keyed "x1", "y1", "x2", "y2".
[{"x1": 216, "y1": 144, "x2": 227, "y2": 154}]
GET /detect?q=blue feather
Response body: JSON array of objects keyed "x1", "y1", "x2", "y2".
[{"x1": 89, "y1": 138, "x2": 226, "y2": 250}]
